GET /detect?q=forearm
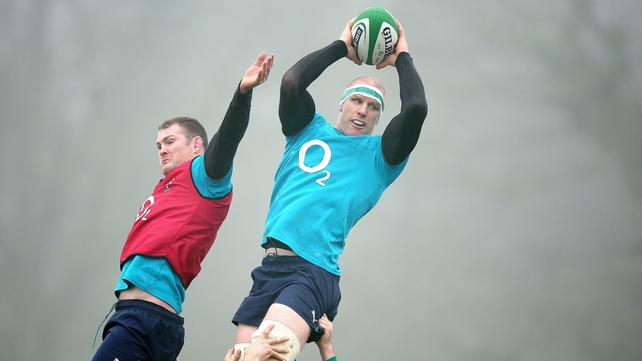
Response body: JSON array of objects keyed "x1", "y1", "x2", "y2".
[
  {"x1": 381, "y1": 52, "x2": 428, "y2": 165},
  {"x1": 279, "y1": 40, "x2": 348, "y2": 136},
  {"x1": 204, "y1": 84, "x2": 252, "y2": 179},
  {"x1": 318, "y1": 345, "x2": 336, "y2": 361},
  {"x1": 284, "y1": 40, "x2": 347, "y2": 91}
]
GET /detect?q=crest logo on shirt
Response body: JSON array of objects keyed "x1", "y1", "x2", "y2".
[{"x1": 164, "y1": 178, "x2": 174, "y2": 193}]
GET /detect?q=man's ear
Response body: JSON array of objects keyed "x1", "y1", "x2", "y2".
[{"x1": 193, "y1": 136, "x2": 203, "y2": 152}]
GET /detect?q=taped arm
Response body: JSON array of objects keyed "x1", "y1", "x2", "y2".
[
  {"x1": 279, "y1": 40, "x2": 348, "y2": 136},
  {"x1": 381, "y1": 52, "x2": 428, "y2": 166},
  {"x1": 203, "y1": 84, "x2": 252, "y2": 180}
]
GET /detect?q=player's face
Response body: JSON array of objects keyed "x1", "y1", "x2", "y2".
[
  {"x1": 335, "y1": 93, "x2": 381, "y2": 136},
  {"x1": 156, "y1": 124, "x2": 198, "y2": 175}
]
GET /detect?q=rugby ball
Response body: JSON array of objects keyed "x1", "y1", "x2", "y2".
[{"x1": 351, "y1": 7, "x2": 399, "y2": 65}]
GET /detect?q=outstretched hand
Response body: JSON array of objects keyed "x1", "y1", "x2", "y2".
[
  {"x1": 340, "y1": 18, "x2": 362, "y2": 65},
  {"x1": 239, "y1": 52, "x2": 275, "y2": 94},
  {"x1": 224, "y1": 323, "x2": 290, "y2": 361},
  {"x1": 375, "y1": 20, "x2": 409, "y2": 70}
]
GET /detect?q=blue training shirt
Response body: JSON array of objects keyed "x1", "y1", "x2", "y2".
[{"x1": 263, "y1": 113, "x2": 408, "y2": 276}]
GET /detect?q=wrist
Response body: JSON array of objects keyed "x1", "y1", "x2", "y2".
[
  {"x1": 238, "y1": 84, "x2": 250, "y2": 94},
  {"x1": 319, "y1": 345, "x2": 335, "y2": 360},
  {"x1": 238, "y1": 80, "x2": 254, "y2": 95}
]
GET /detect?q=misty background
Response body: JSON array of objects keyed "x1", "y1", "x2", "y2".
[{"x1": 2, "y1": 1, "x2": 642, "y2": 360}]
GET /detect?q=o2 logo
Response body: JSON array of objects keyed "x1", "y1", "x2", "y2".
[
  {"x1": 298, "y1": 140, "x2": 331, "y2": 186},
  {"x1": 135, "y1": 196, "x2": 154, "y2": 221}
]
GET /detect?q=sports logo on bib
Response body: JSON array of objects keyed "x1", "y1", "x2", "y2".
[{"x1": 135, "y1": 196, "x2": 154, "y2": 222}]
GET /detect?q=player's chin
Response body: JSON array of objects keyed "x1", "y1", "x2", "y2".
[
  {"x1": 347, "y1": 128, "x2": 368, "y2": 136},
  {"x1": 348, "y1": 123, "x2": 368, "y2": 134},
  {"x1": 161, "y1": 163, "x2": 173, "y2": 175}
]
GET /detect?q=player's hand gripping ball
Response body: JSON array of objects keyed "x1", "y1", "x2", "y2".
[{"x1": 351, "y1": 6, "x2": 399, "y2": 65}]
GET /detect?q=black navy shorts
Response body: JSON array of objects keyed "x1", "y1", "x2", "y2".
[
  {"x1": 232, "y1": 255, "x2": 341, "y2": 343},
  {"x1": 92, "y1": 299, "x2": 185, "y2": 361}
]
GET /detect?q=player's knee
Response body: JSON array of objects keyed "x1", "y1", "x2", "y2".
[{"x1": 251, "y1": 320, "x2": 301, "y2": 361}]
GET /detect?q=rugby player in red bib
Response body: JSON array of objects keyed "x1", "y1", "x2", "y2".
[{"x1": 91, "y1": 52, "x2": 282, "y2": 361}]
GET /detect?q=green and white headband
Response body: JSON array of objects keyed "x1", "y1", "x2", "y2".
[{"x1": 339, "y1": 84, "x2": 385, "y2": 112}]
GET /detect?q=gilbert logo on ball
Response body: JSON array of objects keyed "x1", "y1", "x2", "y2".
[{"x1": 351, "y1": 6, "x2": 399, "y2": 65}]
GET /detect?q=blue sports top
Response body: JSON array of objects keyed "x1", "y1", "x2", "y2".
[
  {"x1": 262, "y1": 113, "x2": 408, "y2": 276},
  {"x1": 116, "y1": 256, "x2": 185, "y2": 313}
]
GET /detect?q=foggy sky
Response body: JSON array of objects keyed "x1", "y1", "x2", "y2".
[{"x1": 1, "y1": 1, "x2": 641, "y2": 360}]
